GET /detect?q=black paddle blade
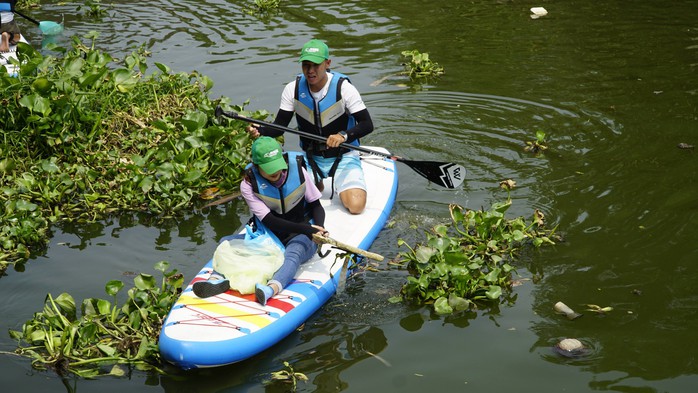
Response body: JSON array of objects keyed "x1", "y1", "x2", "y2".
[{"x1": 403, "y1": 160, "x2": 465, "y2": 189}]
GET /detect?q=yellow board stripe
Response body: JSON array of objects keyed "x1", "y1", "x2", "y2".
[{"x1": 178, "y1": 294, "x2": 274, "y2": 329}]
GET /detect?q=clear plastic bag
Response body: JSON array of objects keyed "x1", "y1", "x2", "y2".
[{"x1": 213, "y1": 226, "x2": 284, "y2": 294}]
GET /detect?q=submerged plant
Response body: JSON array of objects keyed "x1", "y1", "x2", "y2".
[
  {"x1": 77, "y1": 0, "x2": 110, "y2": 18},
  {"x1": 7, "y1": 262, "x2": 183, "y2": 377},
  {"x1": 244, "y1": 0, "x2": 281, "y2": 16},
  {"x1": 265, "y1": 361, "x2": 308, "y2": 391},
  {"x1": 524, "y1": 130, "x2": 548, "y2": 154},
  {"x1": 393, "y1": 190, "x2": 557, "y2": 314}
]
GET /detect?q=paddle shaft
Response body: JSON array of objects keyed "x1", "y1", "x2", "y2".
[
  {"x1": 215, "y1": 107, "x2": 465, "y2": 189},
  {"x1": 215, "y1": 108, "x2": 408, "y2": 161},
  {"x1": 13, "y1": 10, "x2": 40, "y2": 26}
]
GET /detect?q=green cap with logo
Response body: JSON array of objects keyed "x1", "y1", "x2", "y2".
[
  {"x1": 299, "y1": 39, "x2": 330, "y2": 64},
  {"x1": 252, "y1": 137, "x2": 288, "y2": 174}
]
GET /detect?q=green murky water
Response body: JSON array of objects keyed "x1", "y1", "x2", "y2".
[{"x1": 2, "y1": 1, "x2": 697, "y2": 391}]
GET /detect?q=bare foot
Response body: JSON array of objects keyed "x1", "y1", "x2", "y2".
[{"x1": 0, "y1": 32, "x2": 10, "y2": 53}]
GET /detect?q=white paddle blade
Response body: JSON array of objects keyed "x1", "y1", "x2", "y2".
[{"x1": 440, "y1": 163, "x2": 466, "y2": 189}]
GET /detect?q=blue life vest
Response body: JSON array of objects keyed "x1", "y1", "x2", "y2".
[
  {"x1": 294, "y1": 71, "x2": 359, "y2": 154},
  {"x1": 0, "y1": 1, "x2": 15, "y2": 12},
  {"x1": 246, "y1": 152, "x2": 309, "y2": 244}
]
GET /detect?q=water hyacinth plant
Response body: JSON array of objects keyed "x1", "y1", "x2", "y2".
[
  {"x1": 393, "y1": 185, "x2": 557, "y2": 315},
  {"x1": 400, "y1": 49, "x2": 444, "y2": 80},
  {"x1": 77, "y1": 0, "x2": 110, "y2": 18},
  {"x1": 7, "y1": 262, "x2": 183, "y2": 377},
  {"x1": 265, "y1": 361, "x2": 308, "y2": 392},
  {"x1": 1, "y1": 34, "x2": 270, "y2": 271}
]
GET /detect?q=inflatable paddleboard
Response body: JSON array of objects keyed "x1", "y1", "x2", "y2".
[
  {"x1": 0, "y1": 34, "x2": 28, "y2": 76},
  {"x1": 159, "y1": 147, "x2": 398, "y2": 369}
]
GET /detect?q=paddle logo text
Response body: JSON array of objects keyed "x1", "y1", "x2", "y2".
[{"x1": 440, "y1": 163, "x2": 464, "y2": 188}]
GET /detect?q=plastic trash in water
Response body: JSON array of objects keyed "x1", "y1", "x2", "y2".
[
  {"x1": 553, "y1": 338, "x2": 590, "y2": 358},
  {"x1": 554, "y1": 301, "x2": 583, "y2": 320},
  {"x1": 40, "y1": 14, "x2": 64, "y2": 36},
  {"x1": 39, "y1": 21, "x2": 64, "y2": 36},
  {"x1": 530, "y1": 7, "x2": 548, "y2": 19}
]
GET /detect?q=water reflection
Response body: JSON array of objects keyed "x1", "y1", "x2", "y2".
[
  {"x1": 159, "y1": 324, "x2": 388, "y2": 392},
  {"x1": 55, "y1": 203, "x2": 242, "y2": 252},
  {"x1": 289, "y1": 325, "x2": 388, "y2": 392}
]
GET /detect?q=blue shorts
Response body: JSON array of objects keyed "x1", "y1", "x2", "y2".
[{"x1": 310, "y1": 150, "x2": 366, "y2": 193}]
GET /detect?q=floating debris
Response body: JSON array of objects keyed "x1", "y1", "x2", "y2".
[
  {"x1": 511, "y1": 278, "x2": 531, "y2": 287},
  {"x1": 553, "y1": 338, "x2": 589, "y2": 358},
  {"x1": 554, "y1": 301, "x2": 583, "y2": 320},
  {"x1": 370, "y1": 73, "x2": 397, "y2": 87},
  {"x1": 530, "y1": 7, "x2": 548, "y2": 19},
  {"x1": 199, "y1": 187, "x2": 220, "y2": 200},
  {"x1": 677, "y1": 143, "x2": 694, "y2": 150},
  {"x1": 584, "y1": 304, "x2": 613, "y2": 314},
  {"x1": 365, "y1": 350, "x2": 392, "y2": 367},
  {"x1": 558, "y1": 338, "x2": 583, "y2": 351}
]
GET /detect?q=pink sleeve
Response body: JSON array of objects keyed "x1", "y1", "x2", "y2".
[
  {"x1": 303, "y1": 168, "x2": 322, "y2": 202},
  {"x1": 240, "y1": 179, "x2": 271, "y2": 220}
]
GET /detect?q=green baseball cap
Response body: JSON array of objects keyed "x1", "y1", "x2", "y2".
[
  {"x1": 299, "y1": 39, "x2": 330, "y2": 64},
  {"x1": 252, "y1": 137, "x2": 288, "y2": 174}
]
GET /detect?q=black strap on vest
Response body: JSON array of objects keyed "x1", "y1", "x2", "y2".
[{"x1": 304, "y1": 147, "x2": 347, "y2": 200}]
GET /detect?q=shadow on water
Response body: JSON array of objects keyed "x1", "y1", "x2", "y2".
[{"x1": 159, "y1": 321, "x2": 389, "y2": 393}]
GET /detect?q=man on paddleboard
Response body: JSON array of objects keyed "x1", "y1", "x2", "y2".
[
  {"x1": 194, "y1": 137, "x2": 329, "y2": 305},
  {"x1": 247, "y1": 39, "x2": 374, "y2": 214},
  {"x1": 0, "y1": 0, "x2": 22, "y2": 53}
]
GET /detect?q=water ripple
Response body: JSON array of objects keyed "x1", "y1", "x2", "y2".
[{"x1": 363, "y1": 89, "x2": 616, "y2": 217}]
